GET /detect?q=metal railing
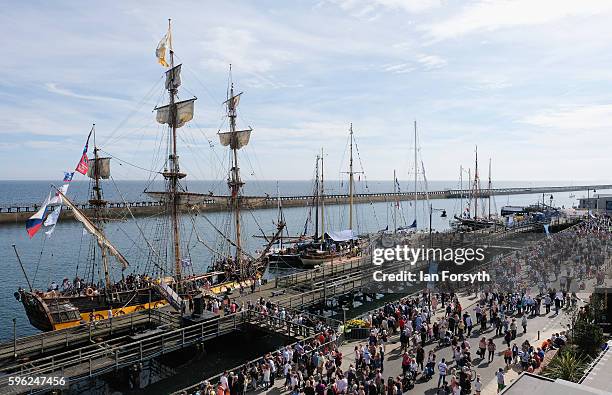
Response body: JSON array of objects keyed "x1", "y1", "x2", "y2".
[
  {"x1": 0, "y1": 310, "x2": 324, "y2": 393},
  {"x1": 274, "y1": 255, "x2": 369, "y2": 289},
  {"x1": 0, "y1": 309, "x2": 178, "y2": 362}
]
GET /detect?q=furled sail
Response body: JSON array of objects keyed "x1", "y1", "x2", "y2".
[
  {"x1": 155, "y1": 98, "x2": 196, "y2": 128},
  {"x1": 86, "y1": 157, "x2": 111, "y2": 179},
  {"x1": 223, "y1": 92, "x2": 242, "y2": 109},
  {"x1": 218, "y1": 129, "x2": 251, "y2": 150},
  {"x1": 56, "y1": 188, "x2": 129, "y2": 269},
  {"x1": 165, "y1": 64, "x2": 181, "y2": 90}
]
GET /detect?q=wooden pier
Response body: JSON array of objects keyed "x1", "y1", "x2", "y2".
[{"x1": 0, "y1": 183, "x2": 609, "y2": 224}]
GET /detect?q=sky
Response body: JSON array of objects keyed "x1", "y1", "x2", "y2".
[{"x1": 1, "y1": 0, "x2": 612, "y2": 183}]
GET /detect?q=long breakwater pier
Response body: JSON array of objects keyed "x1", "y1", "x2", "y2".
[{"x1": 0, "y1": 184, "x2": 609, "y2": 224}]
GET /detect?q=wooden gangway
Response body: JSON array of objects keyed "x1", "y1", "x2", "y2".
[
  {"x1": 0, "y1": 308, "x2": 179, "y2": 365},
  {"x1": 0, "y1": 310, "x2": 327, "y2": 394}
]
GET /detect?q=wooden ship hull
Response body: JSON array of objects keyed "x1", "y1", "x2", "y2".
[
  {"x1": 18, "y1": 287, "x2": 166, "y2": 331},
  {"x1": 452, "y1": 215, "x2": 498, "y2": 230}
]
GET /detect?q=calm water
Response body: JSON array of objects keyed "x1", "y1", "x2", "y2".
[{"x1": 0, "y1": 179, "x2": 601, "y2": 340}]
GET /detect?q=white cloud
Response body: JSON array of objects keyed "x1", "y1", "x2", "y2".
[
  {"x1": 45, "y1": 83, "x2": 127, "y2": 103},
  {"x1": 422, "y1": 0, "x2": 612, "y2": 41},
  {"x1": 522, "y1": 104, "x2": 612, "y2": 130},
  {"x1": 383, "y1": 63, "x2": 415, "y2": 74},
  {"x1": 415, "y1": 54, "x2": 447, "y2": 70},
  {"x1": 329, "y1": 0, "x2": 441, "y2": 18}
]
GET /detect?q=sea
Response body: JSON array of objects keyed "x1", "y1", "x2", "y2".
[{"x1": 0, "y1": 179, "x2": 603, "y2": 341}]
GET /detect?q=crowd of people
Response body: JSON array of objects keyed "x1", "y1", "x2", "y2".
[{"x1": 181, "y1": 217, "x2": 610, "y2": 395}]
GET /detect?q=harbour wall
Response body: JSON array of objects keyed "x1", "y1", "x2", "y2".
[{"x1": 0, "y1": 184, "x2": 610, "y2": 224}]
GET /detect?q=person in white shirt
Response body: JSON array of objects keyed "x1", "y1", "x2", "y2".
[
  {"x1": 496, "y1": 368, "x2": 505, "y2": 393},
  {"x1": 219, "y1": 371, "x2": 229, "y2": 391},
  {"x1": 336, "y1": 376, "x2": 348, "y2": 393},
  {"x1": 437, "y1": 358, "x2": 448, "y2": 388},
  {"x1": 474, "y1": 374, "x2": 482, "y2": 395}
]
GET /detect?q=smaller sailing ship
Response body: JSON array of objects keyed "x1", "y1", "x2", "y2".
[
  {"x1": 380, "y1": 121, "x2": 420, "y2": 247},
  {"x1": 452, "y1": 147, "x2": 500, "y2": 230},
  {"x1": 17, "y1": 126, "x2": 168, "y2": 331},
  {"x1": 265, "y1": 186, "x2": 308, "y2": 265},
  {"x1": 299, "y1": 126, "x2": 362, "y2": 268}
]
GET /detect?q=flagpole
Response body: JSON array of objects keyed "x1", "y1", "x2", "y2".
[{"x1": 168, "y1": 18, "x2": 173, "y2": 53}]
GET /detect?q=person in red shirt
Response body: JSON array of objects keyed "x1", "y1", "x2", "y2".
[{"x1": 402, "y1": 351, "x2": 412, "y2": 376}]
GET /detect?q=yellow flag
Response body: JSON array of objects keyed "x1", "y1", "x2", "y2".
[{"x1": 156, "y1": 32, "x2": 169, "y2": 67}]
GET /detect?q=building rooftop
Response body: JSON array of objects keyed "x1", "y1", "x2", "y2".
[{"x1": 501, "y1": 372, "x2": 612, "y2": 395}]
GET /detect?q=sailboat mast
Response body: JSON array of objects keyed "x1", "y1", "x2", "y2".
[
  {"x1": 459, "y1": 165, "x2": 463, "y2": 217},
  {"x1": 474, "y1": 146, "x2": 479, "y2": 220},
  {"x1": 276, "y1": 181, "x2": 283, "y2": 250},
  {"x1": 393, "y1": 169, "x2": 397, "y2": 233},
  {"x1": 314, "y1": 155, "x2": 320, "y2": 240},
  {"x1": 349, "y1": 124, "x2": 354, "y2": 231},
  {"x1": 468, "y1": 168, "x2": 472, "y2": 218},
  {"x1": 320, "y1": 148, "x2": 325, "y2": 239},
  {"x1": 414, "y1": 121, "x2": 417, "y2": 228},
  {"x1": 166, "y1": 19, "x2": 183, "y2": 289},
  {"x1": 90, "y1": 125, "x2": 111, "y2": 291},
  {"x1": 488, "y1": 158, "x2": 492, "y2": 219}
]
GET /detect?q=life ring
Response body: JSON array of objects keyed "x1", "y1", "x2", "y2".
[
  {"x1": 115, "y1": 310, "x2": 126, "y2": 316},
  {"x1": 153, "y1": 301, "x2": 164, "y2": 308},
  {"x1": 85, "y1": 288, "x2": 94, "y2": 297}
]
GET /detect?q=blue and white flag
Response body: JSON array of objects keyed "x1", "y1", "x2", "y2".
[
  {"x1": 543, "y1": 224, "x2": 550, "y2": 237},
  {"x1": 181, "y1": 258, "x2": 192, "y2": 267},
  {"x1": 26, "y1": 193, "x2": 51, "y2": 238},
  {"x1": 63, "y1": 172, "x2": 74, "y2": 182},
  {"x1": 44, "y1": 206, "x2": 62, "y2": 237}
]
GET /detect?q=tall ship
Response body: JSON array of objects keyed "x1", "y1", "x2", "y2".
[
  {"x1": 17, "y1": 126, "x2": 169, "y2": 331},
  {"x1": 298, "y1": 125, "x2": 364, "y2": 267},
  {"x1": 16, "y1": 21, "x2": 279, "y2": 331},
  {"x1": 452, "y1": 146, "x2": 500, "y2": 230}
]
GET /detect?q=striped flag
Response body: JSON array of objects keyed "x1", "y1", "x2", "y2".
[
  {"x1": 26, "y1": 193, "x2": 51, "y2": 238},
  {"x1": 75, "y1": 130, "x2": 93, "y2": 175}
]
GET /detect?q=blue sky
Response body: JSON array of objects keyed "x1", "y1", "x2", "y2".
[{"x1": 2, "y1": 0, "x2": 612, "y2": 182}]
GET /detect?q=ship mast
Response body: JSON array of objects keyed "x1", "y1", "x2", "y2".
[
  {"x1": 320, "y1": 148, "x2": 325, "y2": 240},
  {"x1": 314, "y1": 155, "x2": 320, "y2": 240},
  {"x1": 459, "y1": 165, "x2": 463, "y2": 218},
  {"x1": 393, "y1": 169, "x2": 397, "y2": 233},
  {"x1": 227, "y1": 74, "x2": 244, "y2": 274},
  {"x1": 217, "y1": 65, "x2": 251, "y2": 278},
  {"x1": 488, "y1": 158, "x2": 492, "y2": 219},
  {"x1": 164, "y1": 19, "x2": 184, "y2": 291},
  {"x1": 349, "y1": 125, "x2": 354, "y2": 231},
  {"x1": 89, "y1": 124, "x2": 111, "y2": 291},
  {"x1": 152, "y1": 20, "x2": 197, "y2": 290},
  {"x1": 474, "y1": 145, "x2": 479, "y2": 220},
  {"x1": 414, "y1": 121, "x2": 418, "y2": 228}
]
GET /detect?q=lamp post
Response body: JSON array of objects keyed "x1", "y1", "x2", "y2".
[
  {"x1": 428, "y1": 203, "x2": 447, "y2": 249},
  {"x1": 586, "y1": 189, "x2": 597, "y2": 213},
  {"x1": 13, "y1": 318, "x2": 16, "y2": 359}
]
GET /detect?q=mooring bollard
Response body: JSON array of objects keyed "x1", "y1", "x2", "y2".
[{"x1": 537, "y1": 330, "x2": 540, "y2": 340}]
